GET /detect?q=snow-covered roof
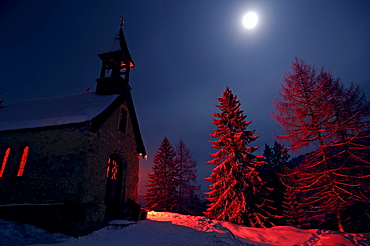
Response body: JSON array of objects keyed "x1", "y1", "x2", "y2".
[{"x1": 0, "y1": 92, "x2": 120, "y2": 132}]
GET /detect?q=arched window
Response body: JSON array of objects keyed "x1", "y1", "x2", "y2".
[
  {"x1": 106, "y1": 157, "x2": 119, "y2": 180},
  {"x1": 17, "y1": 146, "x2": 29, "y2": 177},
  {"x1": 118, "y1": 106, "x2": 128, "y2": 133},
  {"x1": 0, "y1": 148, "x2": 10, "y2": 177},
  {"x1": 105, "y1": 155, "x2": 124, "y2": 219}
]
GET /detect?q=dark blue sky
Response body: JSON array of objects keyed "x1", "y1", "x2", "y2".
[{"x1": 1, "y1": 0, "x2": 370, "y2": 194}]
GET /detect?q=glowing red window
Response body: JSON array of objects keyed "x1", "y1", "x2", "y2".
[
  {"x1": 106, "y1": 158, "x2": 119, "y2": 180},
  {"x1": 0, "y1": 148, "x2": 10, "y2": 177},
  {"x1": 17, "y1": 146, "x2": 29, "y2": 177}
]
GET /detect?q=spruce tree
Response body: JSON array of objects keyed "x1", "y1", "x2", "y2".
[
  {"x1": 175, "y1": 139, "x2": 200, "y2": 214},
  {"x1": 205, "y1": 86, "x2": 273, "y2": 227},
  {"x1": 145, "y1": 137, "x2": 178, "y2": 211}
]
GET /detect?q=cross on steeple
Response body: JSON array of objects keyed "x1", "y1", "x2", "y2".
[{"x1": 120, "y1": 17, "x2": 124, "y2": 29}]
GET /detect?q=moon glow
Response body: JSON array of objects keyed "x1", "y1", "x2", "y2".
[{"x1": 243, "y1": 12, "x2": 258, "y2": 29}]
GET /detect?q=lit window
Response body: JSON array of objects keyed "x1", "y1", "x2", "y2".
[
  {"x1": 106, "y1": 157, "x2": 119, "y2": 180},
  {"x1": 17, "y1": 146, "x2": 29, "y2": 177},
  {"x1": 118, "y1": 107, "x2": 128, "y2": 133},
  {"x1": 0, "y1": 148, "x2": 10, "y2": 177}
]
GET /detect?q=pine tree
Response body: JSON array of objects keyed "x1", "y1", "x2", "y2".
[
  {"x1": 145, "y1": 137, "x2": 179, "y2": 212},
  {"x1": 175, "y1": 139, "x2": 201, "y2": 215},
  {"x1": 205, "y1": 86, "x2": 273, "y2": 227},
  {"x1": 273, "y1": 58, "x2": 370, "y2": 232},
  {"x1": 261, "y1": 141, "x2": 289, "y2": 225},
  {"x1": 262, "y1": 142, "x2": 289, "y2": 179}
]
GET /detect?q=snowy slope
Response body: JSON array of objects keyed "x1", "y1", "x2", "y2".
[{"x1": 1, "y1": 212, "x2": 369, "y2": 246}]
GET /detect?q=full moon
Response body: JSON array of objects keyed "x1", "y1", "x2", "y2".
[{"x1": 243, "y1": 12, "x2": 258, "y2": 29}]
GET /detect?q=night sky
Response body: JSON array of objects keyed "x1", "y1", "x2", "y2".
[{"x1": 1, "y1": 1, "x2": 370, "y2": 195}]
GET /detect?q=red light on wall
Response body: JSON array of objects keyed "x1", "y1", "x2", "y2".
[
  {"x1": 0, "y1": 148, "x2": 10, "y2": 177},
  {"x1": 17, "y1": 146, "x2": 29, "y2": 176}
]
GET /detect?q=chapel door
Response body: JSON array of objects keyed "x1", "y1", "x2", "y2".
[{"x1": 105, "y1": 155, "x2": 123, "y2": 219}]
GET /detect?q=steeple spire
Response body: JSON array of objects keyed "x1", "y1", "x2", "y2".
[{"x1": 95, "y1": 18, "x2": 135, "y2": 95}]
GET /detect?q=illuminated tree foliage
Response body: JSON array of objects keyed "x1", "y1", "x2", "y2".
[
  {"x1": 145, "y1": 137, "x2": 178, "y2": 211},
  {"x1": 205, "y1": 86, "x2": 274, "y2": 227},
  {"x1": 273, "y1": 58, "x2": 370, "y2": 232},
  {"x1": 175, "y1": 139, "x2": 201, "y2": 214}
]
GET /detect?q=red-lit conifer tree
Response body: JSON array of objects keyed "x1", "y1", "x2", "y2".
[
  {"x1": 205, "y1": 86, "x2": 273, "y2": 227},
  {"x1": 145, "y1": 137, "x2": 179, "y2": 211},
  {"x1": 175, "y1": 139, "x2": 200, "y2": 214},
  {"x1": 273, "y1": 58, "x2": 370, "y2": 232},
  {"x1": 321, "y1": 80, "x2": 370, "y2": 232}
]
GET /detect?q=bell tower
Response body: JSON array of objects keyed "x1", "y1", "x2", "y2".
[{"x1": 95, "y1": 18, "x2": 135, "y2": 95}]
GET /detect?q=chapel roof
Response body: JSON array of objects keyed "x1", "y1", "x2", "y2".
[{"x1": 0, "y1": 92, "x2": 120, "y2": 132}]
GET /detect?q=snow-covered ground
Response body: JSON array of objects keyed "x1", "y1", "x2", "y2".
[{"x1": 1, "y1": 211, "x2": 369, "y2": 246}]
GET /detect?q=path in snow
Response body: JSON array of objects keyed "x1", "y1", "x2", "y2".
[
  {"x1": 49, "y1": 220, "x2": 244, "y2": 246},
  {"x1": 1, "y1": 212, "x2": 370, "y2": 245}
]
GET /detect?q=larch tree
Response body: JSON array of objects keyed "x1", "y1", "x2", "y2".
[
  {"x1": 145, "y1": 137, "x2": 179, "y2": 212},
  {"x1": 205, "y1": 86, "x2": 274, "y2": 227},
  {"x1": 322, "y1": 80, "x2": 370, "y2": 232},
  {"x1": 273, "y1": 57, "x2": 370, "y2": 232},
  {"x1": 175, "y1": 139, "x2": 200, "y2": 215}
]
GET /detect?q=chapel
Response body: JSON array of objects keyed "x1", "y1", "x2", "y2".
[{"x1": 0, "y1": 21, "x2": 146, "y2": 236}]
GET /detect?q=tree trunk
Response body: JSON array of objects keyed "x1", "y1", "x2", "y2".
[{"x1": 336, "y1": 209, "x2": 345, "y2": 232}]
